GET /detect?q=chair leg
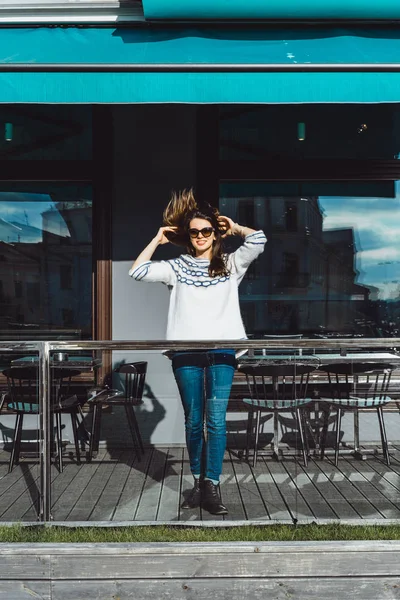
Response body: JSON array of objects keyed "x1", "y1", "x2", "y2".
[
  {"x1": 377, "y1": 406, "x2": 390, "y2": 466},
  {"x1": 9, "y1": 413, "x2": 23, "y2": 473},
  {"x1": 88, "y1": 404, "x2": 96, "y2": 461},
  {"x1": 55, "y1": 412, "x2": 63, "y2": 473},
  {"x1": 89, "y1": 403, "x2": 102, "y2": 461},
  {"x1": 77, "y1": 404, "x2": 90, "y2": 448},
  {"x1": 245, "y1": 409, "x2": 253, "y2": 462},
  {"x1": 127, "y1": 404, "x2": 144, "y2": 454},
  {"x1": 125, "y1": 405, "x2": 142, "y2": 461},
  {"x1": 272, "y1": 411, "x2": 279, "y2": 461},
  {"x1": 353, "y1": 409, "x2": 360, "y2": 454},
  {"x1": 335, "y1": 408, "x2": 343, "y2": 467},
  {"x1": 296, "y1": 407, "x2": 308, "y2": 467},
  {"x1": 253, "y1": 410, "x2": 262, "y2": 468},
  {"x1": 319, "y1": 406, "x2": 330, "y2": 461},
  {"x1": 70, "y1": 412, "x2": 81, "y2": 465}
]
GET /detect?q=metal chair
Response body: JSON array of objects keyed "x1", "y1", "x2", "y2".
[
  {"x1": 319, "y1": 362, "x2": 394, "y2": 466},
  {"x1": 2, "y1": 366, "x2": 83, "y2": 473},
  {"x1": 87, "y1": 361, "x2": 147, "y2": 461},
  {"x1": 237, "y1": 362, "x2": 317, "y2": 467}
]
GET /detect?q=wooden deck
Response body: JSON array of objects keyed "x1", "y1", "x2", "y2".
[{"x1": 1, "y1": 445, "x2": 400, "y2": 523}]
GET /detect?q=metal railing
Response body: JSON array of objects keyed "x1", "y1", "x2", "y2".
[{"x1": 1, "y1": 337, "x2": 400, "y2": 522}]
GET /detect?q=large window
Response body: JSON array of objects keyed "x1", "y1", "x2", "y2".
[
  {"x1": 0, "y1": 105, "x2": 96, "y2": 341},
  {"x1": 0, "y1": 185, "x2": 92, "y2": 340},
  {"x1": 216, "y1": 103, "x2": 400, "y2": 338},
  {"x1": 220, "y1": 182, "x2": 400, "y2": 337}
]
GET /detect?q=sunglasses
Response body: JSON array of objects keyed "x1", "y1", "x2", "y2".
[{"x1": 188, "y1": 227, "x2": 215, "y2": 239}]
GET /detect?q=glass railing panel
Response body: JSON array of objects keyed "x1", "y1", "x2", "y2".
[
  {"x1": 290, "y1": 347, "x2": 400, "y2": 523},
  {"x1": 0, "y1": 346, "x2": 41, "y2": 522},
  {"x1": 1, "y1": 339, "x2": 397, "y2": 524}
]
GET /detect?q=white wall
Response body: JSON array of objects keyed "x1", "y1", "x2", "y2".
[{"x1": 111, "y1": 105, "x2": 198, "y2": 445}]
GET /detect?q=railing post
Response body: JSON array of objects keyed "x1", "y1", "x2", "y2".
[{"x1": 39, "y1": 341, "x2": 51, "y2": 522}]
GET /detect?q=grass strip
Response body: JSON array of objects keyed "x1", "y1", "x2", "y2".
[{"x1": 2, "y1": 523, "x2": 400, "y2": 543}]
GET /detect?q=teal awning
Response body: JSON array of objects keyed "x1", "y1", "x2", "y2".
[
  {"x1": 142, "y1": 0, "x2": 400, "y2": 20},
  {"x1": 2, "y1": 27, "x2": 400, "y2": 103}
]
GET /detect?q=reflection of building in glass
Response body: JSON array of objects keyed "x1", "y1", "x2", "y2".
[
  {"x1": 221, "y1": 195, "x2": 371, "y2": 335},
  {"x1": 0, "y1": 241, "x2": 43, "y2": 330},
  {"x1": 42, "y1": 201, "x2": 92, "y2": 336},
  {"x1": 0, "y1": 200, "x2": 92, "y2": 339}
]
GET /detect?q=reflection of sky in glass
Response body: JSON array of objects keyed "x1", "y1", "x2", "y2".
[
  {"x1": 321, "y1": 182, "x2": 400, "y2": 300},
  {"x1": 0, "y1": 192, "x2": 69, "y2": 242}
]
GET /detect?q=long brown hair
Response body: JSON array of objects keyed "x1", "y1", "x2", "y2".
[{"x1": 163, "y1": 189, "x2": 229, "y2": 278}]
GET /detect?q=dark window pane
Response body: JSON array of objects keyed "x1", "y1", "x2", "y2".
[
  {"x1": 0, "y1": 105, "x2": 92, "y2": 161},
  {"x1": 285, "y1": 202, "x2": 298, "y2": 232},
  {"x1": 60, "y1": 265, "x2": 72, "y2": 290},
  {"x1": 14, "y1": 280, "x2": 22, "y2": 298},
  {"x1": 219, "y1": 104, "x2": 400, "y2": 160}
]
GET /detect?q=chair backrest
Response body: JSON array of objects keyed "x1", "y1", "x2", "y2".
[
  {"x1": 2, "y1": 366, "x2": 78, "y2": 411},
  {"x1": 116, "y1": 361, "x2": 148, "y2": 405},
  {"x1": 238, "y1": 363, "x2": 316, "y2": 404},
  {"x1": 322, "y1": 362, "x2": 394, "y2": 405},
  {"x1": 3, "y1": 367, "x2": 39, "y2": 411}
]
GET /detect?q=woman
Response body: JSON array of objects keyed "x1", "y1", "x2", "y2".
[{"x1": 129, "y1": 189, "x2": 266, "y2": 515}]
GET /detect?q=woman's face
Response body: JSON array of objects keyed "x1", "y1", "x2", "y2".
[{"x1": 188, "y1": 217, "x2": 215, "y2": 257}]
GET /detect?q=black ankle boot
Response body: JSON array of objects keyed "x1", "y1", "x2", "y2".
[
  {"x1": 181, "y1": 478, "x2": 202, "y2": 509},
  {"x1": 202, "y1": 480, "x2": 228, "y2": 515}
]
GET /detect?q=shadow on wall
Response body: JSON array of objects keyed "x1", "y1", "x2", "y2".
[{"x1": 87, "y1": 359, "x2": 167, "y2": 464}]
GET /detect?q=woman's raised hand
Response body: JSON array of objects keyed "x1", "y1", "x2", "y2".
[
  {"x1": 218, "y1": 215, "x2": 236, "y2": 237},
  {"x1": 154, "y1": 226, "x2": 178, "y2": 245}
]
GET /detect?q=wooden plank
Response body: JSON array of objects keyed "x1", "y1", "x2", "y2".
[
  {"x1": 51, "y1": 449, "x2": 108, "y2": 521},
  {"x1": 0, "y1": 554, "x2": 50, "y2": 579},
  {"x1": 0, "y1": 458, "x2": 37, "y2": 502},
  {"x1": 135, "y1": 449, "x2": 168, "y2": 521},
  {"x1": 362, "y1": 449, "x2": 400, "y2": 494},
  {"x1": 50, "y1": 549, "x2": 400, "y2": 579},
  {"x1": 303, "y1": 458, "x2": 359, "y2": 519},
  {"x1": 229, "y1": 451, "x2": 270, "y2": 521},
  {"x1": 179, "y1": 448, "x2": 201, "y2": 523},
  {"x1": 0, "y1": 581, "x2": 50, "y2": 599},
  {"x1": 4, "y1": 540, "x2": 400, "y2": 554},
  {"x1": 157, "y1": 448, "x2": 183, "y2": 522},
  {"x1": 49, "y1": 463, "x2": 83, "y2": 515},
  {"x1": 282, "y1": 460, "x2": 337, "y2": 520},
  {"x1": 0, "y1": 464, "x2": 40, "y2": 521},
  {"x1": 19, "y1": 462, "x2": 68, "y2": 522},
  {"x1": 313, "y1": 457, "x2": 384, "y2": 519},
  {"x1": 247, "y1": 454, "x2": 291, "y2": 521},
  {"x1": 68, "y1": 450, "x2": 123, "y2": 522},
  {"x1": 112, "y1": 448, "x2": 153, "y2": 522},
  {"x1": 264, "y1": 459, "x2": 314, "y2": 521},
  {"x1": 49, "y1": 577, "x2": 400, "y2": 600},
  {"x1": 90, "y1": 450, "x2": 138, "y2": 522},
  {"x1": 346, "y1": 455, "x2": 400, "y2": 502},
  {"x1": 333, "y1": 458, "x2": 400, "y2": 519}
]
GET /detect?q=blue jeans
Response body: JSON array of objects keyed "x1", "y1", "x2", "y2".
[{"x1": 172, "y1": 350, "x2": 236, "y2": 482}]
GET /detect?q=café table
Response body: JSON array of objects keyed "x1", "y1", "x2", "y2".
[
  {"x1": 10, "y1": 355, "x2": 102, "y2": 370},
  {"x1": 240, "y1": 351, "x2": 400, "y2": 365}
]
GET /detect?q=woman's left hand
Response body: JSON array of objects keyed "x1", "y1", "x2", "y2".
[{"x1": 218, "y1": 215, "x2": 236, "y2": 237}]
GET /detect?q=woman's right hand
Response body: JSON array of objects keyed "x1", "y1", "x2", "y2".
[{"x1": 154, "y1": 226, "x2": 178, "y2": 245}]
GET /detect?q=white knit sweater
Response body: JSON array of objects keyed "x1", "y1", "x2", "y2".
[{"x1": 129, "y1": 230, "x2": 267, "y2": 341}]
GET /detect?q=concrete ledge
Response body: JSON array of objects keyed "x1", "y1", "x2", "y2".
[{"x1": 1, "y1": 541, "x2": 400, "y2": 599}]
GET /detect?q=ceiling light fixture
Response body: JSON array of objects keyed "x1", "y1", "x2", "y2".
[
  {"x1": 4, "y1": 123, "x2": 13, "y2": 142},
  {"x1": 297, "y1": 122, "x2": 306, "y2": 141}
]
